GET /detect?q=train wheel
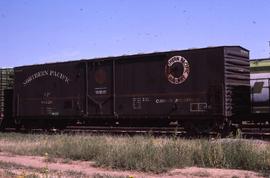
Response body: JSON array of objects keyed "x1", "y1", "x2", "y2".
[
  {"x1": 219, "y1": 120, "x2": 241, "y2": 138},
  {"x1": 184, "y1": 121, "x2": 217, "y2": 135},
  {"x1": 220, "y1": 121, "x2": 232, "y2": 137},
  {"x1": 15, "y1": 124, "x2": 21, "y2": 131}
]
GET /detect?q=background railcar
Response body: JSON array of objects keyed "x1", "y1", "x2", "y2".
[
  {"x1": 9, "y1": 46, "x2": 250, "y2": 133},
  {"x1": 250, "y1": 58, "x2": 270, "y2": 113},
  {"x1": 0, "y1": 69, "x2": 14, "y2": 128}
]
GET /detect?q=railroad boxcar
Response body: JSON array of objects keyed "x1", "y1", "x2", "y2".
[{"x1": 11, "y1": 46, "x2": 250, "y2": 133}]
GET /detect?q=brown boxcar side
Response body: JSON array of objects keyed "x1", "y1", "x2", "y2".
[{"x1": 12, "y1": 46, "x2": 250, "y2": 130}]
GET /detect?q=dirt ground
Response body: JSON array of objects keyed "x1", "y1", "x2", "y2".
[{"x1": 0, "y1": 152, "x2": 268, "y2": 178}]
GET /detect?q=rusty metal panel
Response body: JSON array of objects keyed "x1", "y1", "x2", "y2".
[
  {"x1": 13, "y1": 61, "x2": 86, "y2": 117},
  {"x1": 114, "y1": 47, "x2": 226, "y2": 117},
  {"x1": 224, "y1": 47, "x2": 250, "y2": 117},
  {"x1": 86, "y1": 60, "x2": 114, "y2": 116},
  {"x1": 12, "y1": 46, "x2": 250, "y2": 120}
]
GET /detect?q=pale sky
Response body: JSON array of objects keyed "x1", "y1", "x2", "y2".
[{"x1": 1, "y1": 0, "x2": 270, "y2": 67}]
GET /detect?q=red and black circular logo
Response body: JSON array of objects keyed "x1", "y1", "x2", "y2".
[{"x1": 165, "y1": 56, "x2": 190, "y2": 84}]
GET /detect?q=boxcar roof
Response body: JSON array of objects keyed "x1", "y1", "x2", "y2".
[
  {"x1": 250, "y1": 58, "x2": 270, "y2": 62},
  {"x1": 15, "y1": 45, "x2": 248, "y2": 69},
  {"x1": 250, "y1": 58, "x2": 270, "y2": 73}
]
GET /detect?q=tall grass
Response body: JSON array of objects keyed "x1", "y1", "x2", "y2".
[{"x1": 0, "y1": 133, "x2": 269, "y2": 172}]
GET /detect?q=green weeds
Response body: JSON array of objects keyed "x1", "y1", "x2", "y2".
[{"x1": 0, "y1": 133, "x2": 269, "y2": 173}]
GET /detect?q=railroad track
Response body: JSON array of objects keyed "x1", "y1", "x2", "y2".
[
  {"x1": 63, "y1": 126, "x2": 186, "y2": 136},
  {"x1": 241, "y1": 129, "x2": 270, "y2": 140},
  {"x1": 63, "y1": 122, "x2": 270, "y2": 139},
  {"x1": 2, "y1": 124, "x2": 270, "y2": 140},
  {"x1": 238, "y1": 122, "x2": 270, "y2": 140}
]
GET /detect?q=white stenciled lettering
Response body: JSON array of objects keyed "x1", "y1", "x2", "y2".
[
  {"x1": 23, "y1": 70, "x2": 70, "y2": 86},
  {"x1": 23, "y1": 70, "x2": 49, "y2": 85},
  {"x1": 49, "y1": 70, "x2": 70, "y2": 84}
]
